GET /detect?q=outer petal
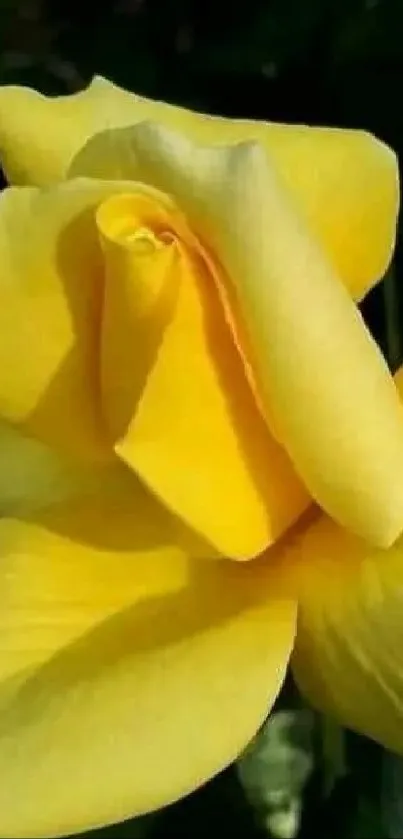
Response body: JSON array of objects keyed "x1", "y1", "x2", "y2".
[
  {"x1": 282, "y1": 516, "x2": 403, "y2": 753},
  {"x1": 0, "y1": 175, "x2": 310, "y2": 557},
  {"x1": 69, "y1": 122, "x2": 403, "y2": 548},
  {"x1": 0, "y1": 177, "x2": 174, "y2": 462},
  {"x1": 0, "y1": 477, "x2": 295, "y2": 838},
  {"x1": 0, "y1": 178, "x2": 123, "y2": 460},
  {"x1": 274, "y1": 368, "x2": 403, "y2": 753},
  {"x1": 0, "y1": 76, "x2": 398, "y2": 298}
]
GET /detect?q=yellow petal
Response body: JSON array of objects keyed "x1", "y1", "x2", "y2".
[
  {"x1": 0, "y1": 417, "x2": 128, "y2": 516},
  {"x1": 0, "y1": 176, "x2": 309, "y2": 554},
  {"x1": 0, "y1": 177, "x2": 130, "y2": 460},
  {"x1": 0, "y1": 478, "x2": 295, "y2": 838},
  {"x1": 71, "y1": 122, "x2": 403, "y2": 547},
  {"x1": 277, "y1": 366, "x2": 403, "y2": 752},
  {"x1": 96, "y1": 190, "x2": 309, "y2": 559},
  {"x1": 280, "y1": 513, "x2": 403, "y2": 753},
  {"x1": 0, "y1": 77, "x2": 396, "y2": 298}
]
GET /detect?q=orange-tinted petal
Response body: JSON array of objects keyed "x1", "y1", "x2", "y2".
[
  {"x1": 96, "y1": 190, "x2": 309, "y2": 559},
  {"x1": 73, "y1": 122, "x2": 403, "y2": 547},
  {"x1": 0, "y1": 476, "x2": 295, "y2": 837}
]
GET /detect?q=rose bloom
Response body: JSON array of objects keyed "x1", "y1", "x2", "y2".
[{"x1": 0, "y1": 76, "x2": 402, "y2": 838}]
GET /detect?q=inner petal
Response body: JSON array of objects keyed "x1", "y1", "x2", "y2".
[
  {"x1": 95, "y1": 190, "x2": 310, "y2": 559},
  {"x1": 96, "y1": 192, "x2": 184, "y2": 441}
]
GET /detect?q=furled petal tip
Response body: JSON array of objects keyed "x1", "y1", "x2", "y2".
[
  {"x1": 72, "y1": 117, "x2": 403, "y2": 548},
  {"x1": 0, "y1": 74, "x2": 399, "y2": 295},
  {"x1": 93, "y1": 178, "x2": 310, "y2": 559}
]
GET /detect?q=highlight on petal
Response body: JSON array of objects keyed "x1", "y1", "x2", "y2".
[
  {"x1": 72, "y1": 121, "x2": 403, "y2": 547},
  {"x1": 0, "y1": 75, "x2": 394, "y2": 296},
  {"x1": 0, "y1": 477, "x2": 295, "y2": 838},
  {"x1": 96, "y1": 189, "x2": 309, "y2": 559},
  {"x1": 66, "y1": 77, "x2": 399, "y2": 301}
]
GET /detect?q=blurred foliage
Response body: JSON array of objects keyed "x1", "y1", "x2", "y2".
[{"x1": 0, "y1": 1, "x2": 402, "y2": 836}]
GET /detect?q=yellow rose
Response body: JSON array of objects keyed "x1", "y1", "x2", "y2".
[{"x1": 0, "y1": 76, "x2": 402, "y2": 838}]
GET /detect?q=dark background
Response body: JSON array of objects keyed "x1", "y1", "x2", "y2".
[{"x1": 0, "y1": 2, "x2": 401, "y2": 836}]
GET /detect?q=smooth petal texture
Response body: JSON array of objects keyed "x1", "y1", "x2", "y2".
[
  {"x1": 282, "y1": 511, "x2": 403, "y2": 754},
  {"x1": 0, "y1": 178, "x2": 116, "y2": 459},
  {"x1": 96, "y1": 190, "x2": 309, "y2": 559},
  {"x1": 70, "y1": 121, "x2": 403, "y2": 548},
  {"x1": 0, "y1": 175, "x2": 309, "y2": 556},
  {"x1": 0, "y1": 477, "x2": 295, "y2": 838},
  {"x1": 0, "y1": 176, "x2": 182, "y2": 462},
  {"x1": 0, "y1": 76, "x2": 396, "y2": 298},
  {"x1": 0, "y1": 177, "x2": 171, "y2": 461},
  {"x1": 0, "y1": 417, "x2": 129, "y2": 516},
  {"x1": 272, "y1": 370, "x2": 403, "y2": 753}
]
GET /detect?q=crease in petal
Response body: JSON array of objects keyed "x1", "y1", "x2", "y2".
[
  {"x1": 72, "y1": 121, "x2": 403, "y2": 548},
  {"x1": 0, "y1": 475, "x2": 295, "y2": 837},
  {"x1": 96, "y1": 190, "x2": 310, "y2": 559}
]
